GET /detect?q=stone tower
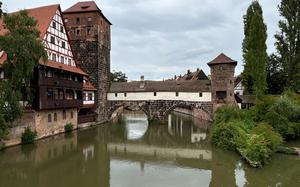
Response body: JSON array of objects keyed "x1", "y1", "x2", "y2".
[
  {"x1": 63, "y1": 1, "x2": 111, "y2": 122},
  {"x1": 207, "y1": 53, "x2": 237, "y2": 112}
]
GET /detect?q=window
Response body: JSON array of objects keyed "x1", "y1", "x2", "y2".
[
  {"x1": 47, "y1": 89, "x2": 54, "y2": 100},
  {"x1": 88, "y1": 93, "x2": 93, "y2": 100},
  {"x1": 54, "y1": 113, "x2": 57, "y2": 122},
  {"x1": 216, "y1": 91, "x2": 227, "y2": 100},
  {"x1": 236, "y1": 92, "x2": 240, "y2": 95},
  {"x1": 48, "y1": 114, "x2": 52, "y2": 123},
  {"x1": 50, "y1": 36, "x2": 55, "y2": 44},
  {"x1": 60, "y1": 26, "x2": 64, "y2": 33},
  {"x1": 76, "y1": 17, "x2": 80, "y2": 24},
  {"x1": 63, "y1": 110, "x2": 66, "y2": 120},
  {"x1": 52, "y1": 22, "x2": 56, "y2": 29},
  {"x1": 176, "y1": 92, "x2": 179, "y2": 97},
  {"x1": 87, "y1": 27, "x2": 91, "y2": 35},
  {"x1": 76, "y1": 29, "x2": 80, "y2": 36},
  {"x1": 199, "y1": 92, "x2": 203, "y2": 97},
  {"x1": 62, "y1": 41, "x2": 66, "y2": 49},
  {"x1": 52, "y1": 54, "x2": 56, "y2": 61},
  {"x1": 54, "y1": 89, "x2": 58, "y2": 100},
  {"x1": 154, "y1": 92, "x2": 157, "y2": 96},
  {"x1": 59, "y1": 89, "x2": 64, "y2": 100},
  {"x1": 88, "y1": 17, "x2": 92, "y2": 22},
  {"x1": 115, "y1": 93, "x2": 118, "y2": 97},
  {"x1": 68, "y1": 59, "x2": 71, "y2": 66},
  {"x1": 71, "y1": 111, "x2": 73, "y2": 119},
  {"x1": 230, "y1": 80, "x2": 232, "y2": 84},
  {"x1": 60, "y1": 56, "x2": 64, "y2": 64},
  {"x1": 124, "y1": 93, "x2": 127, "y2": 97}
]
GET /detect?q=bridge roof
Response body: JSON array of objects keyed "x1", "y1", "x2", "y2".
[{"x1": 110, "y1": 80, "x2": 211, "y2": 93}]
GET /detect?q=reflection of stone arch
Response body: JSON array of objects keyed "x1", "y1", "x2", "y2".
[
  {"x1": 164, "y1": 102, "x2": 212, "y2": 121},
  {"x1": 108, "y1": 102, "x2": 151, "y2": 120}
]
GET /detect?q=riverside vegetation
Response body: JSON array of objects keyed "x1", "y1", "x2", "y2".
[{"x1": 212, "y1": 91, "x2": 300, "y2": 167}]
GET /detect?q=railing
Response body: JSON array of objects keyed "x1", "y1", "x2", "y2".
[
  {"x1": 40, "y1": 99, "x2": 83, "y2": 110},
  {"x1": 78, "y1": 113, "x2": 97, "y2": 124},
  {"x1": 39, "y1": 77, "x2": 83, "y2": 89}
]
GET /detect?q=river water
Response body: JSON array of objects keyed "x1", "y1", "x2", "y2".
[{"x1": 0, "y1": 111, "x2": 300, "y2": 187}]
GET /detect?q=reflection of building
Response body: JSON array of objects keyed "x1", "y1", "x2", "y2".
[{"x1": 167, "y1": 113, "x2": 208, "y2": 143}]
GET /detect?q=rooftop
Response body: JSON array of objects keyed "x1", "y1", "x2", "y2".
[{"x1": 207, "y1": 53, "x2": 237, "y2": 66}]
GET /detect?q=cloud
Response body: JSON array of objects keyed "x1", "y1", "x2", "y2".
[{"x1": 3, "y1": 0, "x2": 281, "y2": 80}]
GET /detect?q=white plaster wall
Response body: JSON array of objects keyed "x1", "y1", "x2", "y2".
[
  {"x1": 234, "y1": 82, "x2": 244, "y2": 95},
  {"x1": 108, "y1": 92, "x2": 211, "y2": 102}
]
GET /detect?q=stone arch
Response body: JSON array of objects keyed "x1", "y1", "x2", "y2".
[{"x1": 108, "y1": 101, "x2": 151, "y2": 120}]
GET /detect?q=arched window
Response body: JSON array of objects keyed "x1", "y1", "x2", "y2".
[{"x1": 48, "y1": 114, "x2": 52, "y2": 123}]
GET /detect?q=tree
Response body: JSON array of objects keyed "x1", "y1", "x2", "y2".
[
  {"x1": 274, "y1": 0, "x2": 300, "y2": 91},
  {"x1": 0, "y1": 10, "x2": 47, "y2": 142},
  {"x1": 242, "y1": 1, "x2": 268, "y2": 96},
  {"x1": 266, "y1": 54, "x2": 286, "y2": 94},
  {"x1": 110, "y1": 70, "x2": 128, "y2": 82}
]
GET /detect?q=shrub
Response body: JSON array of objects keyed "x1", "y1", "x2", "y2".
[
  {"x1": 64, "y1": 123, "x2": 74, "y2": 133},
  {"x1": 212, "y1": 120, "x2": 248, "y2": 151},
  {"x1": 272, "y1": 95, "x2": 300, "y2": 122},
  {"x1": 21, "y1": 127, "x2": 37, "y2": 144},
  {"x1": 264, "y1": 111, "x2": 289, "y2": 138},
  {"x1": 250, "y1": 95, "x2": 278, "y2": 122}
]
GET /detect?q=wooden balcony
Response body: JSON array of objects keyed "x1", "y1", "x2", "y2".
[
  {"x1": 78, "y1": 113, "x2": 97, "y2": 124},
  {"x1": 40, "y1": 99, "x2": 83, "y2": 110},
  {"x1": 39, "y1": 77, "x2": 83, "y2": 89}
]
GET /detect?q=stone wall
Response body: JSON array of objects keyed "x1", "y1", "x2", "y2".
[
  {"x1": 3, "y1": 108, "x2": 78, "y2": 147},
  {"x1": 63, "y1": 10, "x2": 111, "y2": 123}
]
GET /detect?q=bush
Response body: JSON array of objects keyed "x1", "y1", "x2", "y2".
[
  {"x1": 264, "y1": 111, "x2": 289, "y2": 138},
  {"x1": 212, "y1": 120, "x2": 248, "y2": 151},
  {"x1": 64, "y1": 123, "x2": 74, "y2": 133},
  {"x1": 21, "y1": 127, "x2": 37, "y2": 144},
  {"x1": 250, "y1": 95, "x2": 278, "y2": 122}
]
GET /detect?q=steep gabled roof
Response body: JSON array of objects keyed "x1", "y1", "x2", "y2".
[
  {"x1": 207, "y1": 53, "x2": 237, "y2": 66},
  {"x1": 63, "y1": 1, "x2": 112, "y2": 25}
]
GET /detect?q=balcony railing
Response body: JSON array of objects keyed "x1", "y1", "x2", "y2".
[
  {"x1": 39, "y1": 77, "x2": 83, "y2": 89},
  {"x1": 40, "y1": 99, "x2": 83, "y2": 110}
]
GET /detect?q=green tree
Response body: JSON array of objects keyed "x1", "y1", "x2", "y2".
[
  {"x1": 110, "y1": 70, "x2": 128, "y2": 82},
  {"x1": 266, "y1": 54, "x2": 286, "y2": 94},
  {"x1": 0, "y1": 10, "x2": 47, "y2": 142},
  {"x1": 274, "y1": 0, "x2": 300, "y2": 91},
  {"x1": 242, "y1": 1, "x2": 268, "y2": 96}
]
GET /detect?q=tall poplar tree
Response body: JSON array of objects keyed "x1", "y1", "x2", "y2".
[
  {"x1": 242, "y1": 1, "x2": 268, "y2": 96},
  {"x1": 274, "y1": 0, "x2": 300, "y2": 91}
]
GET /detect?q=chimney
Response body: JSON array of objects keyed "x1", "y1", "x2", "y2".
[
  {"x1": 187, "y1": 69, "x2": 191, "y2": 75},
  {"x1": 197, "y1": 68, "x2": 200, "y2": 71},
  {"x1": 174, "y1": 75, "x2": 177, "y2": 80},
  {"x1": 140, "y1": 75, "x2": 145, "y2": 89}
]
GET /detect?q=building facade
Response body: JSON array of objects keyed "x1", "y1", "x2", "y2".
[
  {"x1": 0, "y1": 4, "x2": 89, "y2": 142},
  {"x1": 62, "y1": 1, "x2": 112, "y2": 122}
]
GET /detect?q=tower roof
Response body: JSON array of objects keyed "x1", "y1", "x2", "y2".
[
  {"x1": 63, "y1": 1, "x2": 112, "y2": 25},
  {"x1": 207, "y1": 53, "x2": 237, "y2": 66}
]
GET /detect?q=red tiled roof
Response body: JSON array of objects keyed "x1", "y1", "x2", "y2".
[
  {"x1": 39, "y1": 60, "x2": 87, "y2": 75},
  {"x1": 207, "y1": 53, "x2": 237, "y2": 66},
  {"x1": 0, "y1": 4, "x2": 88, "y2": 76},
  {"x1": 0, "y1": 4, "x2": 60, "y2": 38},
  {"x1": 83, "y1": 81, "x2": 97, "y2": 90},
  {"x1": 63, "y1": 1, "x2": 112, "y2": 25}
]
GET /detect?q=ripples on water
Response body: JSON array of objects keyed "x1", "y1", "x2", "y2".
[{"x1": 0, "y1": 110, "x2": 300, "y2": 187}]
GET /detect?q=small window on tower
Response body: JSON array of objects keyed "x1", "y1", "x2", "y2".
[
  {"x1": 176, "y1": 92, "x2": 179, "y2": 97},
  {"x1": 52, "y1": 22, "x2": 56, "y2": 29},
  {"x1": 199, "y1": 92, "x2": 203, "y2": 97},
  {"x1": 76, "y1": 17, "x2": 80, "y2": 24},
  {"x1": 76, "y1": 29, "x2": 80, "y2": 36},
  {"x1": 115, "y1": 93, "x2": 118, "y2": 97},
  {"x1": 88, "y1": 17, "x2": 92, "y2": 22},
  {"x1": 50, "y1": 36, "x2": 55, "y2": 44}
]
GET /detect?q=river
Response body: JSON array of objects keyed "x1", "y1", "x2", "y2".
[{"x1": 0, "y1": 111, "x2": 299, "y2": 187}]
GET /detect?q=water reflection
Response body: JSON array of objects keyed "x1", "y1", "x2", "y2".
[{"x1": 0, "y1": 111, "x2": 299, "y2": 187}]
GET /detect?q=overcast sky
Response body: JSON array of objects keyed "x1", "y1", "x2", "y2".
[{"x1": 3, "y1": 0, "x2": 281, "y2": 80}]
